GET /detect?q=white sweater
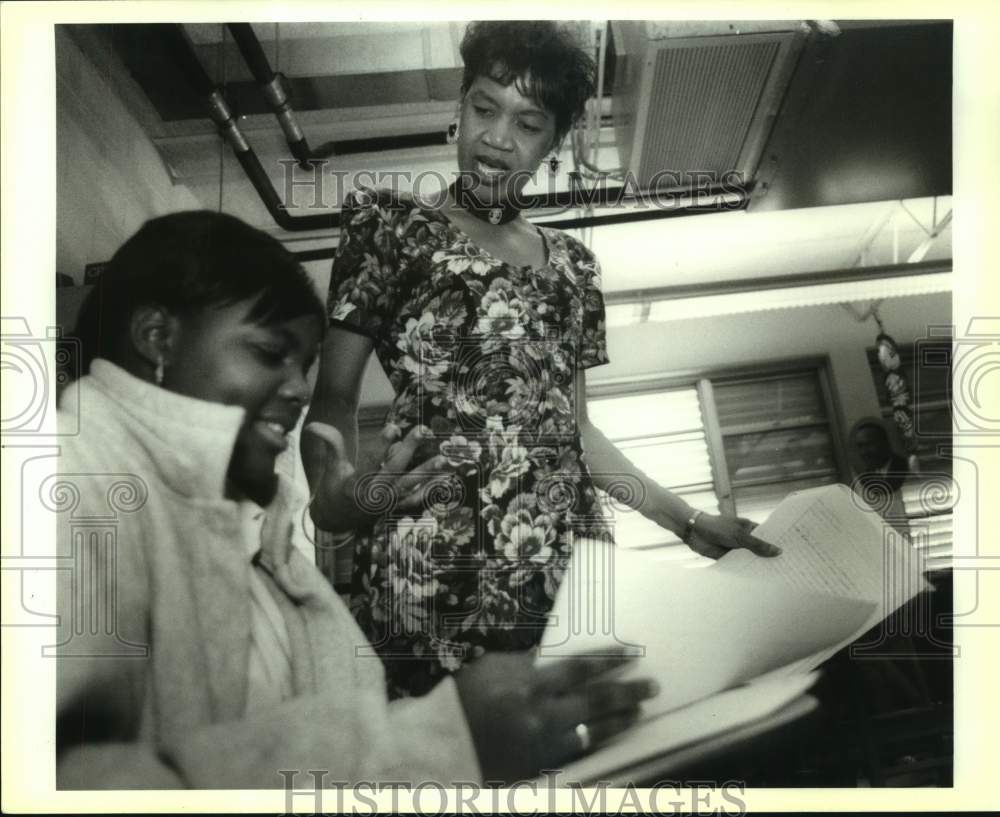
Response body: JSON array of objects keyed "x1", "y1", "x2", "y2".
[{"x1": 54, "y1": 360, "x2": 481, "y2": 789}]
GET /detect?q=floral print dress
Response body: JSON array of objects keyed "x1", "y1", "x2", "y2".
[{"x1": 327, "y1": 187, "x2": 611, "y2": 697}]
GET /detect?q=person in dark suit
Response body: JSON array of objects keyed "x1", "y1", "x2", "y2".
[
  {"x1": 848, "y1": 417, "x2": 911, "y2": 531},
  {"x1": 845, "y1": 417, "x2": 932, "y2": 714}
]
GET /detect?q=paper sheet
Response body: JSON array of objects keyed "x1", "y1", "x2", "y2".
[
  {"x1": 534, "y1": 483, "x2": 931, "y2": 782},
  {"x1": 714, "y1": 484, "x2": 932, "y2": 672},
  {"x1": 538, "y1": 535, "x2": 875, "y2": 717},
  {"x1": 538, "y1": 484, "x2": 929, "y2": 716},
  {"x1": 548, "y1": 671, "x2": 821, "y2": 785},
  {"x1": 716, "y1": 484, "x2": 929, "y2": 605}
]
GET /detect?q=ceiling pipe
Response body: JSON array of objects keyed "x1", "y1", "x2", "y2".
[
  {"x1": 162, "y1": 25, "x2": 751, "y2": 234},
  {"x1": 226, "y1": 23, "x2": 336, "y2": 170},
  {"x1": 292, "y1": 187, "x2": 749, "y2": 260},
  {"x1": 163, "y1": 24, "x2": 334, "y2": 231},
  {"x1": 540, "y1": 187, "x2": 749, "y2": 230}
]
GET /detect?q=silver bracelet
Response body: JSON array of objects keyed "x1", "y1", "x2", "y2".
[{"x1": 681, "y1": 509, "x2": 704, "y2": 545}]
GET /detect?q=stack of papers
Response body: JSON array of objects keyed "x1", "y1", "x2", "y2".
[{"x1": 538, "y1": 484, "x2": 930, "y2": 781}]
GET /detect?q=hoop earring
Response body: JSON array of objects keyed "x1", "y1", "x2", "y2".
[
  {"x1": 154, "y1": 355, "x2": 165, "y2": 386},
  {"x1": 546, "y1": 155, "x2": 561, "y2": 174},
  {"x1": 446, "y1": 121, "x2": 459, "y2": 145}
]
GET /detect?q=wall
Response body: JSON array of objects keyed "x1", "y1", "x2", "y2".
[{"x1": 55, "y1": 28, "x2": 201, "y2": 283}]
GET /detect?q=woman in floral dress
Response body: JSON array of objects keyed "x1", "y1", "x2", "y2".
[{"x1": 303, "y1": 21, "x2": 778, "y2": 698}]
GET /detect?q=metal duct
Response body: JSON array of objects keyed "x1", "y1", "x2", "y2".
[{"x1": 611, "y1": 23, "x2": 807, "y2": 192}]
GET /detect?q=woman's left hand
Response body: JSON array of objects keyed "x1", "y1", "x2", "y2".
[{"x1": 685, "y1": 513, "x2": 781, "y2": 560}]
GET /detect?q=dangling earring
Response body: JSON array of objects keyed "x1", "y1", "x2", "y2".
[
  {"x1": 154, "y1": 355, "x2": 165, "y2": 386},
  {"x1": 446, "y1": 120, "x2": 459, "y2": 145},
  {"x1": 546, "y1": 154, "x2": 561, "y2": 174}
]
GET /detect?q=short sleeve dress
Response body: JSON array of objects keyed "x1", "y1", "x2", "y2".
[{"x1": 327, "y1": 186, "x2": 612, "y2": 697}]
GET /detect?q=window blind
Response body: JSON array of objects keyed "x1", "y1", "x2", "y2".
[
  {"x1": 713, "y1": 371, "x2": 841, "y2": 523},
  {"x1": 588, "y1": 387, "x2": 719, "y2": 556}
]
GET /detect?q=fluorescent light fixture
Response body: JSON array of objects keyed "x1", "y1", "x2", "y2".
[{"x1": 606, "y1": 270, "x2": 954, "y2": 325}]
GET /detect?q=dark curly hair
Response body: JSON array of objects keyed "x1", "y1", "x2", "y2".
[
  {"x1": 74, "y1": 211, "x2": 324, "y2": 372},
  {"x1": 459, "y1": 21, "x2": 596, "y2": 145}
]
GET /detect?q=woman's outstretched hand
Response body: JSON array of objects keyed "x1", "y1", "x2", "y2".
[
  {"x1": 685, "y1": 513, "x2": 781, "y2": 560},
  {"x1": 304, "y1": 422, "x2": 453, "y2": 529},
  {"x1": 453, "y1": 647, "x2": 659, "y2": 784}
]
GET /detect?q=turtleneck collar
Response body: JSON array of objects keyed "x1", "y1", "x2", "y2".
[{"x1": 72, "y1": 359, "x2": 248, "y2": 502}]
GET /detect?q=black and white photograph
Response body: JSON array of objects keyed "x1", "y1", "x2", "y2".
[{"x1": 1, "y1": 2, "x2": 997, "y2": 813}]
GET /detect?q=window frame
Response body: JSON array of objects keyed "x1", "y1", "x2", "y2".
[{"x1": 588, "y1": 354, "x2": 852, "y2": 521}]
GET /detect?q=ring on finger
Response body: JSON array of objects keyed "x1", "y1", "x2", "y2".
[{"x1": 574, "y1": 722, "x2": 591, "y2": 753}]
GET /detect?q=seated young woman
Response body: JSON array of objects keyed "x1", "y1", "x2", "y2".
[{"x1": 53, "y1": 211, "x2": 657, "y2": 789}]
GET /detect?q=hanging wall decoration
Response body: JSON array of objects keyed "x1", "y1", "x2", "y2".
[
  {"x1": 840, "y1": 300, "x2": 921, "y2": 472},
  {"x1": 873, "y1": 320, "x2": 920, "y2": 472}
]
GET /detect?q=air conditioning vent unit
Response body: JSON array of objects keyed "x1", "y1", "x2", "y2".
[{"x1": 610, "y1": 21, "x2": 808, "y2": 194}]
